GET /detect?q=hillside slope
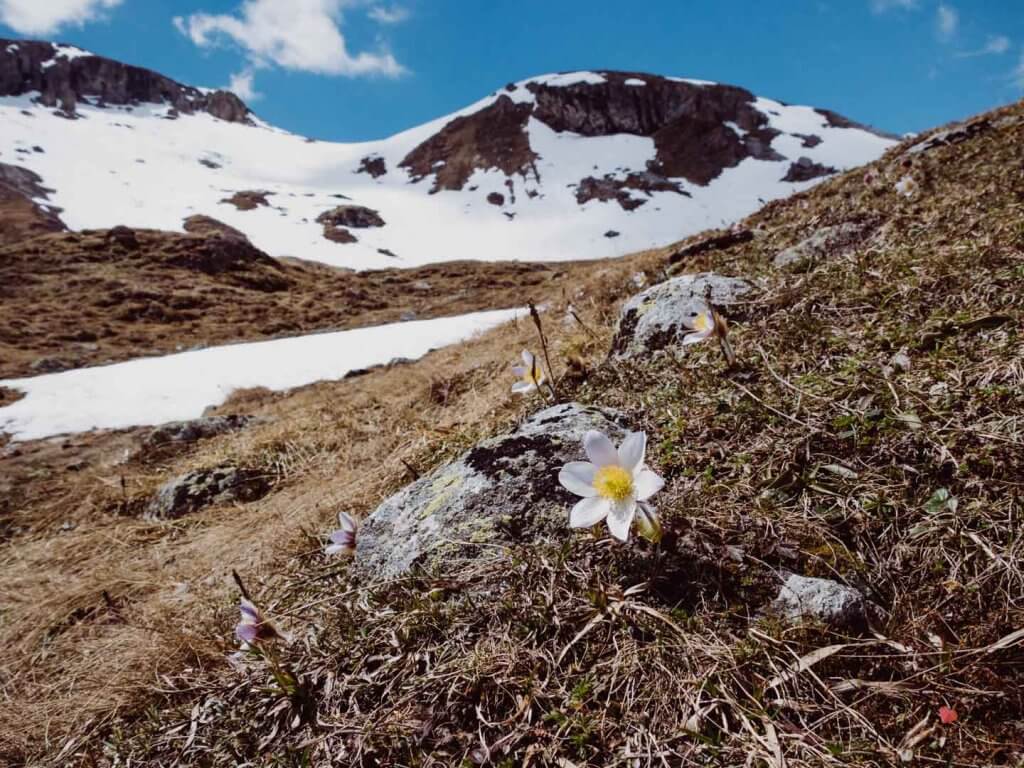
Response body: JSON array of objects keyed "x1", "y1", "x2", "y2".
[
  {"x1": 1, "y1": 39, "x2": 896, "y2": 269},
  {"x1": 0, "y1": 96, "x2": 1019, "y2": 765}
]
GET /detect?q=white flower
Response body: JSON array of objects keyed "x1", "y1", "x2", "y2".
[
  {"x1": 558, "y1": 430, "x2": 665, "y2": 542},
  {"x1": 325, "y1": 511, "x2": 358, "y2": 556},
  {"x1": 683, "y1": 302, "x2": 736, "y2": 365},
  {"x1": 895, "y1": 175, "x2": 918, "y2": 198},
  {"x1": 511, "y1": 349, "x2": 546, "y2": 394}
]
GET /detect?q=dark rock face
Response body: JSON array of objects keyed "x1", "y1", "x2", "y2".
[
  {"x1": 357, "y1": 155, "x2": 387, "y2": 178},
  {"x1": 782, "y1": 157, "x2": 836, "y2": 183},
  {"x1": 0, "y1": 38, "x2": 251, "y2": 122},
  {"x1": 146, "y1": 466, "x2": 270, "y2": 520},
  {"x1": 0, "y1": 162, "x2": 66, "y2": 245},
  {"x1": 400, "y1": 94, "x2": 538, "y2": 192},
  {"x1": 316, "y1": 205, "x2": 385, "y2": 229},
  {"x1": 486, "y1": 192, "x2": 505, "y2": 206},
  {"x1": 323, "y1": 226, "x2": 357, "y2": 244},
  {"x1": 528, "y1": 73, "x2": 785, "y2": 185},
  {"x1": 182, "y1": 214, "x2": 249, "y2": 242},
  {"x1": 576, "y1": 171, "x2": 688, "y2": 210},
  {"x1": 667, "y1": 228, "x2": 753, "y2": 265}
]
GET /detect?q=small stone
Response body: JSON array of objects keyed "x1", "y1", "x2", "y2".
[
  {"x1": 144, "y1": 415, "x2": 253, "y2": 448},
  {"x1": 771, "y1": 574, "x2": 870, "y2": 630},
  {"x1": 146, "y1": 466, "x2": 270, "y2": 520}
]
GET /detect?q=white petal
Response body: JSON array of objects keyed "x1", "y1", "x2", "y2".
[
  {"x1": 606, "y1": 499, "x2": 637, "y2": 541},
  {"x1": 325, "y1": 543, "x2": 353, "y2": 556},
  {"x1": 682, "y1": 329, "x2": 712, "y2": 345},
  {"x1": 338, "y1": 511, "x2": 357, "y2": 532},
  {"x1": 584, "y1": 430, "x2": 619, "y2": 467},
  {"x1": 569, "y1": 496, "x2": 609, "y2": 528},
  {"x1": 521, "y1": 349, "x2": 535, "y2": 366},
  {"x1": 511, "y1": 381, "x2": 535, "y2": 394},
  {"x1": 634, "y1": 468, "x2": 665, "y2": 500},
  {"x1": 559, "y1": 461, "x2": 597, "y2": 497},
  {"x1": 511, "y1": 365, "x2": 527, "y2": 377},
  {"x1": 618, "y1": 431, "x2": 647, "y2": 473}
]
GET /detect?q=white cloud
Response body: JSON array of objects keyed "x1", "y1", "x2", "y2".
[
  {"x1": 958, "y1": 34, "x2": 1011, "y2": 57},
  {"x1": 368, "y1": 5, "x2": 408, "y2": 24},
  {"x1": 0, "y1": 0, "x2": 122, "y2": 35},
  {"x1": 1013, "y1": 52, "x2": 1024, "y2": 89},
  {"x1": 870, "y1": 0, "x2": 916, "y2": 13},
  {"x1": 228, "y1": 68, "x2": 260, "y2": 101},
  {"x1": 174, "y1": 0, "x2": 405, "y2": 78},
  {"x1": 936, "y1": 3, "x2": 958, "y2": 41}
]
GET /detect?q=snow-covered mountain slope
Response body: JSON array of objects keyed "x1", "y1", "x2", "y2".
[{"x1": 0, "y1": 39, "x2": 898, "y2": 269}]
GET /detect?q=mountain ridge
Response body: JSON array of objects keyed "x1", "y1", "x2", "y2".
[{"x1": 0, "y1": 41, "x2": 897, "y2": 269}]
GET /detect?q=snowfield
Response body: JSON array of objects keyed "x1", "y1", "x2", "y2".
[
  {"x1": 0, "y1": 308, "x2": 523, "y2": 441},
  {"x1": 0, "y1": 73, "x2": 896, "y2": 270}
]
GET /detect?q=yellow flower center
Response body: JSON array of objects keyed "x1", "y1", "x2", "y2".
[
  {"x1": 522, "y1": 362, "x2": 544, "y2": 385},
  {"x1": 693, "y1": 312, "x2": 710, "y2": 332},
  {"x1": 594, "y1": 465, "x2": 634, "y2": 502}
]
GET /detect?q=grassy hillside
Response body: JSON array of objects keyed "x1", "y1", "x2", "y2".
[{"x1": 2, "y1": 100, "x2": 1021, "y2": 766}]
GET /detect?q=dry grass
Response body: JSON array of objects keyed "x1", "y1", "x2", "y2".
[{"x1": 2, "y1": 100, "x2": 1023, "y2": 766}]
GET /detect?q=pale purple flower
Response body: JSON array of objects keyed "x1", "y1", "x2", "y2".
[
  {"x1": 325, "y1": 511, "x2": 358, "y2": 556},
  {"x1": 895, "y1": 175, "x2": 918, "y2": 199},
  {"x1": 558, "y1": 430, "x2": 665, "y2": 542},
  {"x1": 235, "y1": 597, "x2": 280, "y2": 648},
  {"x1": 511, "y1": 349, "x2": 546, "y2": 394}
]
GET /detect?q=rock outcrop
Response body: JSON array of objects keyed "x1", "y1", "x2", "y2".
[
  {"x1": 146, "y1": 466, "x2": 270, "y2": 520},
  {"x1": 144, "y1": 415, "x2": 254, "y2": 449},
  {"x1": 182, "y1": 215, "x2": 249, "y2": 242},
  {"x1": 355, "y1": 403, "x2": 630, "y2": 578},
  {"x1": 0, "y1": 39, "x2": 251, "y2": 122},
  {"x1": 772, "y1": 221, "x2": 874, "y2": 271},
  {"x1": 611, "y1": 273, "x2": 754, "y2": 359}
]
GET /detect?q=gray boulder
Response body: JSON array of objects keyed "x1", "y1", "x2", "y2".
[
  {"x1": 610, "y1": 272, "x2": 753, "y2": 359},
  {"x1": 144, "y1": 415, "x2": 253, "y2": 449},
  {"x1": 355, "y1": 402, "x2": 629, "y2": 578},
  {"x1": 772, "y1": 222, "x2": 873, "y2": 271},
  {"x1": 771, "y1": 574, "x2": 870, "y2": 630},
  {"x1": 146, "y1": 466, "x2": 270, "y2": 520}
]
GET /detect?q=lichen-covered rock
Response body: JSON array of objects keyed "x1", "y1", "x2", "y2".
[
  {"x1": 610, "y1": 272, "x2": 753, "y2": 359},
  {"x1": 146, "y1": 466, "x2": 270, "y2": 520},
  {"x1": 772, "y1": 222, "x2": 873, "y2": 271},
  {"x1": 355, "y1": 402, "x2": 629, "y2": 578},
  {"x1": 144, "y1": 415, "x2": 254, "y2": 448},
  {"x1": 770, "y1": 574, "x2": 870, "y2": 630}
]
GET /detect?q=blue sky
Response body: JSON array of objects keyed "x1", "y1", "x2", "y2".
[{"x1": 1, "y1": 1, "x2": 1021, "y2": 142}]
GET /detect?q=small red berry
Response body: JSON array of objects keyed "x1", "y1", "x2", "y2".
[{"x1": 938, "y1": 706, "x2": 958, "y2": 724}]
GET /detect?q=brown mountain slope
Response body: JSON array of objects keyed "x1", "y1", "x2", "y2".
[{"x1": 0, "y1": 225, "x2": 593, "y2": 379}]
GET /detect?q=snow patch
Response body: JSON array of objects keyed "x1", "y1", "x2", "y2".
[
  {"x1": 624, "y1": 78, "x2": 646, "y2": 87},
  {"x1": 0, "y1": 308, "x2": 523, "y2": 442}
]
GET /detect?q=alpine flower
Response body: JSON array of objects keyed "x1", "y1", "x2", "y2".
[
  {"x1": 235, "y1": 597, "x2": 280, "y2": 648},
  {"x1": 683, "y1": 302, "x2": 736, "y2": 366},
  {"x1": 325, "y1": 511, "x2": 358, "y2": 556},
  {"x1": 559, "y1": 430, "x2": 665, "y2": 542},
  {"x1": 895, "y1": 175, "x2": 918, "y2": 199},
  {"x1": 511, "y1": 349, "x2": 546, "y2": 395}
]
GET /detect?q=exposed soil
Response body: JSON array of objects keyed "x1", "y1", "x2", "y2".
[
  {"x1": 0, "y1": 225, "x2": 597, "y2": 378},
  {"x1": 0, "y1": 162, "x2": 65, "y2": 245},
  {"x1": 219, "y1": 190, "x2": 272, "y2": 210}
]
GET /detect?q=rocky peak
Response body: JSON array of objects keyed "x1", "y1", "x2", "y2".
[
  {"x1": 399, "y1": 70, "x2": 893, "y2": 191},
  {"x1": 0, "y1": 38, "x2": 252, "y2": 123}
]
